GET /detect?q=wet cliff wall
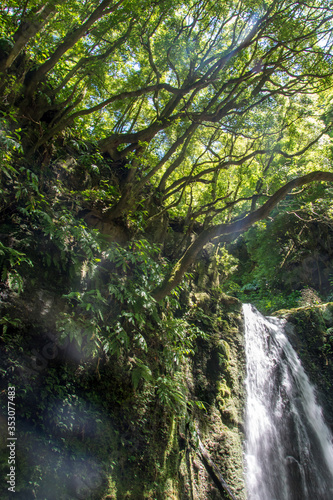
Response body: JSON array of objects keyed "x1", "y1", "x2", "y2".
[{"x1": 0, "y1": 231, "x2": 247, "y2": 500}]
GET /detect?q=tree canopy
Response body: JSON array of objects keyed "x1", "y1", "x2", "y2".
[{"x1": 1, "y1": 0, "x2": 333, "y2": 299}]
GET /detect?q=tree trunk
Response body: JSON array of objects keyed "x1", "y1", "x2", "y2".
[
  {"x1": 24, "y1": 0, "x2": 121, "y2": 96},
  {"x1": 0, "y1": 2, "x2": 57, "y2": 72}
]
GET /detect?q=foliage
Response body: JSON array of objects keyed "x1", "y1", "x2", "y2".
[
  {"x1": 224, "y1": 185, "x2": 333, "y2": 312},
  {"x1": 54, "y1": 238, "x2": 206, "y2": 409},
  {"x1": 2, "y1": 3, "x2": 333, "y2": 497},
  {"x1": 0, "y1": 0, "x2": 333, "y2": 299},
  {"x1": 1, "y1": 1, "x2": 333, "y2": 218},
  {"x1": 321, "y1": 329, "x2": 333, "y2": 357},
  {"x1": 0, "y1": 241, "x2": 33, "y2": 293}
]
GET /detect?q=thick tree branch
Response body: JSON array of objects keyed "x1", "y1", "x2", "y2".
[
  {"x1": 50, "y1": 26, "x2": 133, "y2": 95},
  {"x1": 0, "y1": 1, "x2": 58, "y2": 72},
  {"x1": 152, "y1": 171, "x2": 333, "y2": 301},
  {"x1": 24, "y1": 0, "x2": 123, "y2": 95},
  {"x1": 34, "y1": 83, "x2": 186, "y2": 150}
]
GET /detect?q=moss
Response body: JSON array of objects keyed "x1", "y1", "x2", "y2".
[
  {"x1": 186, "y1": 291, "x2": 246, "y2": 499},
  {"x1": 102, "y1": 476, "x2": 118, "y2": 499}
]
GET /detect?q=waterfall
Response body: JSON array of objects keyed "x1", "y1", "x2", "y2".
[{"x1": 243, "y1": 303, "x2": 333, "y2": 500}]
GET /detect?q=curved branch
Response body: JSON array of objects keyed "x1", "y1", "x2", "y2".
[
  {"x1": 50, "y1": 25, "x2": 133, "y2": 95},
  {"x1": 25, "y1": 0, "x2": 123, "y2": 95},
  {"x1": 152, "y1": 171, "x2": 333, "y2": 301}
]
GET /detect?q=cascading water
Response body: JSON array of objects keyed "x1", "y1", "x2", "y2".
[{"x1": 243, "y1": 303, "x2": 333, "y2": 500}]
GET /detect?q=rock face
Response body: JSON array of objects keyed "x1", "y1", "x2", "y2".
[
  {"x1": 13, "y1": 225, "x2": 333, "y2": 499},
  {"x1": 155, "y1": 243, "x2": 247, "y2": 500},
  {"x1": 0, "y1": 238, "x2": 247, "y2": 499},
  {"x1": 176, "y1": 293, "x2": 246, "y2": 500}
]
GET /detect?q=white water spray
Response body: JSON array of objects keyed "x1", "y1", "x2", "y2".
[{"x1": 243, "y1": 303, "x2": 333, "y2": 500}]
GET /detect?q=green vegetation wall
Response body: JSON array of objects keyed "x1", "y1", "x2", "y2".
[
  {"x1": 0, "y1": 220, "x2": 246, "y2": 499},
  {"x1": 1, "y1": 1, "x2": 333, "y2": 498}
]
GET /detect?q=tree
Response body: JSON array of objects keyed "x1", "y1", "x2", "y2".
[{"x1": 1, "y1": 0, "x2": 333, "y2": 300}]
